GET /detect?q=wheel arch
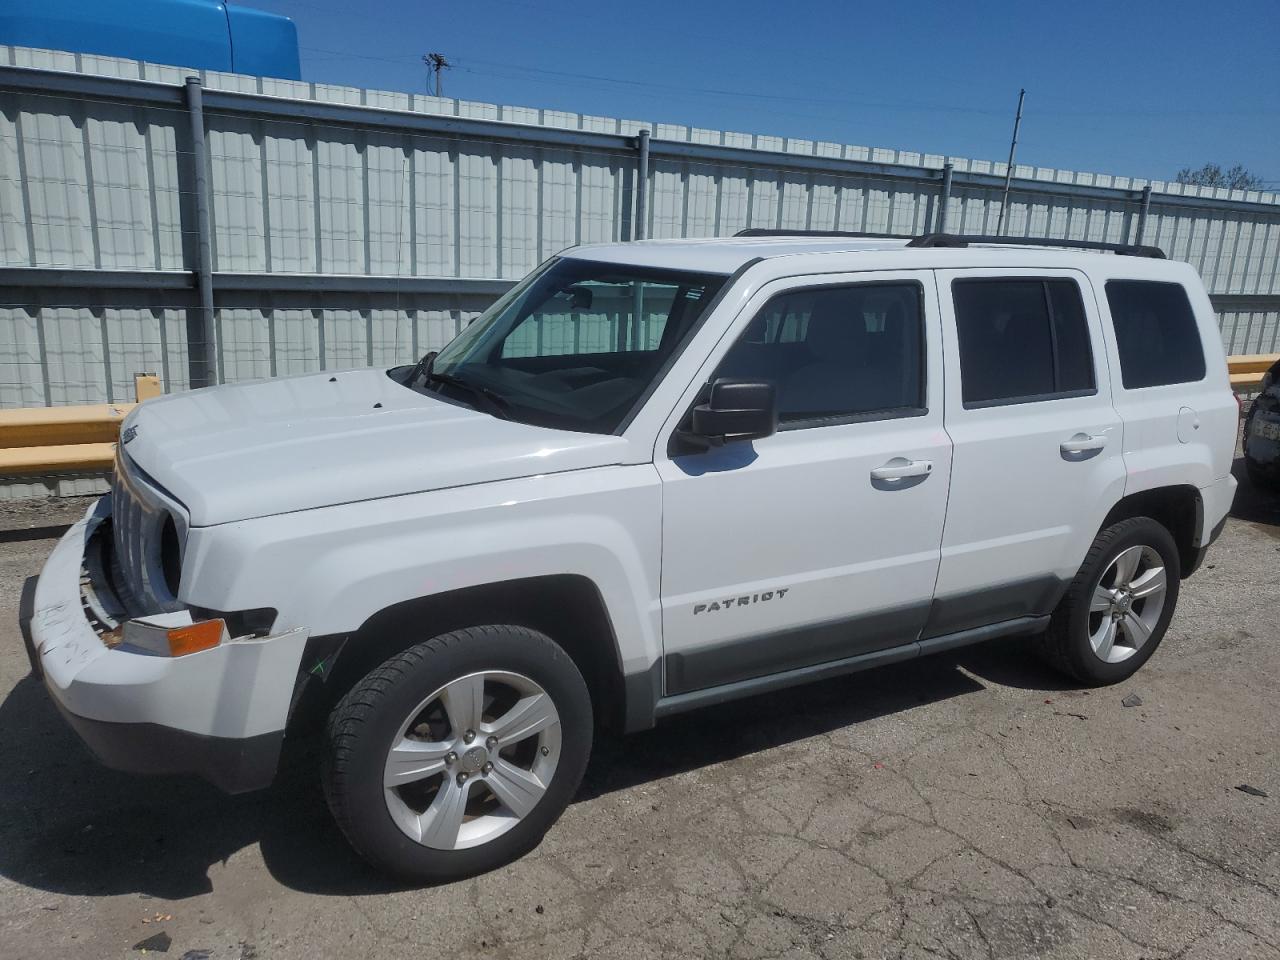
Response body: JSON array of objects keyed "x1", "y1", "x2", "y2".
[
  {"x1": 288, "y1": 574, "x2": 630, "y2": 737},
  {"x1": 1099, "y1": 484, "x2": 1202, "y2": 578}
]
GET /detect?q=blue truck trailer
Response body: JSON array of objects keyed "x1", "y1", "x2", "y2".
[{"x1": 1, "y1": 0, "x2": 300, "y2": 79}]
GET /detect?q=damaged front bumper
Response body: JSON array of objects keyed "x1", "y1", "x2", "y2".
[{"x1": 19, "y1": 498, "x2": 309, "y2": 793}]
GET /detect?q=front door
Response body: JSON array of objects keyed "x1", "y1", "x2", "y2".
[{"x1": 656, "y1": 272, "x2": 953, "y2": 695}]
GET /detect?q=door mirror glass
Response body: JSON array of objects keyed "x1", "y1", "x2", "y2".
[
  {"x1": 564, "y1": 284, "x2": 594, "y2": 310},
  {"x1": 688, "y1": 378, "x2": 777, "y2": 446}
]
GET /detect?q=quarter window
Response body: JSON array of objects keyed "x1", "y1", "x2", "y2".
[
  {"x1": 1104, "y1": 280, "x2": 1206, "y2": 389},
  {"x1": 952, "y1": 278, "x2": 1095, "y2": 407},
  {"x1": 712, "y1": 283, "x2": 925, "y2": 426}
]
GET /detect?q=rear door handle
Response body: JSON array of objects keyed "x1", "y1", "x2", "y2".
[
  {"x1": 870, "y1": 457, "x2": 933, "y2": 482},
  {"x1": 1060, "y1": 433, "x2": 1108, "y2": 458}
]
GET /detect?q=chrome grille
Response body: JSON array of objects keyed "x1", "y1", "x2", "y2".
[{"x1": 110, "y1": 452, "x2": 185, "y2": 613}]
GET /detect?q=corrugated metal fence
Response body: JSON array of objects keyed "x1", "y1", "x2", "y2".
[{"x1": 2, "y1": 43, "x2": 1279, "y2": 421}]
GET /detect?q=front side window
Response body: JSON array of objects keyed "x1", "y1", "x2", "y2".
[
  {"x1": 953, "y1": 278, "x2": 1095, "y2": 407},
  {"x1": 712, "y1": 282, "x2": 925, "y2": 426},
  {"x1": 414, "y1": 258, "x2": 727, "y2": 434},
  {"x1": 1105, "y1": 280, "x2": 1206, "y2": 389}
]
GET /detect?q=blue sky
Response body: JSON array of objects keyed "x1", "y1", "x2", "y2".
[{"x1": 250, "y1": 0, "x2": 1279, "y2": 186}]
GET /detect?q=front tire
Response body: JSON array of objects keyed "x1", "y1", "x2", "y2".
[
  {"x1": 322, "y1": 625, "x2": 592, "y2": 881},
  {"x1": 1037, "y1": 517, "x2": 1180, "y2": 685}
]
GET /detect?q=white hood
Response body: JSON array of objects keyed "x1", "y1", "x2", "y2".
[{"x1": 120, "y1": 369, "x2": 631, "y2": 526}]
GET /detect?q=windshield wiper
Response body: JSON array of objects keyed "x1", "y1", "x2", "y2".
[
  {"x1": 424, "y1": 369, "x2": 511, "y2": 420},
  {"x1": 404, "y1": 350, "x2": 437, "y2": 387}
]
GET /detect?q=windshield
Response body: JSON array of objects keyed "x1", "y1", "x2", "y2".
[{"x1": 407, "y1": 258, "x2": 728, "y2": 434}]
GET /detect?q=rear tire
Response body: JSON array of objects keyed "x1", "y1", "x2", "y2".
[
  {"x1": 1246, "y1": 456, "x2": 1279, "y2": 492},
  {"x1": 1037, "y1": 517, "x2": 1180, "y2": 685},
  {"x1": 322, "y1": 624, "x2": 592, "y2": 881}
]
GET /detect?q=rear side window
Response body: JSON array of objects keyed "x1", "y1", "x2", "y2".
[
  {"x1": 952, "y1": 279, "x2": 1096, "y2": 407},
  {"x1": 1105, "y1": 280, "x2": 1206, "y2": 389}
]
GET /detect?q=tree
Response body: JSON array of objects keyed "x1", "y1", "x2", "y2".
[{"x1": 1175, "y1": 163, "x2": 1266, "y2": 191}]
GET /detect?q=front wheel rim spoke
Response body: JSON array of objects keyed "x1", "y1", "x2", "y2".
[
  {"x1": 418, "y1": 778, "x2": 471, "y2": 848},
  {"x1": 1093, "y1": 619, "x2": 1117, "y2": 661},
  {"x1": 486, "y1": 693, "x2": 558, "y2": 747},
  {"x1": 385, "y1": 739, "x2": 451, "y2": 787},
  {"x1": 486, "y1": 759, "x2": 546, "y2": 819},
  {"x1": 1128, "y1": 565, "x2": 1166, "y2": 600},
  {"x1": 1111, "y1": 545, "x2": 1143, "y2": 585},
  {"x1": 1091, "y1": 585, "x2": 1114, "y2": 612},
  {"x1": 1120, "y1": 612, "x2": 1153, "y2": 648},
  {"x1": 440, "y1": 673, "x2": 485, "y2": 736}
]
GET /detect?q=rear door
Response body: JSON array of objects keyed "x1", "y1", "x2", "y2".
[{"x1": 928, "y1": 268, "x2": 1127, "y2": 636}]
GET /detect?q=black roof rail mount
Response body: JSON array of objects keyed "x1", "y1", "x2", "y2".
[
  {"x1": 907, "y1": 233, "x2": 1165, "y2": 259},
  {"x1": 734, "y1": 229, "x2": 914, "y2": 240}
]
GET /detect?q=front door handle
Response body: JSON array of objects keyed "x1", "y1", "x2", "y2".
[
  {"x1": 870, "y1": 457, "x2": 933, "y2": 482},
  {"x1": 1060, "y1": 433, "x2": 1108, "y2": 459}
]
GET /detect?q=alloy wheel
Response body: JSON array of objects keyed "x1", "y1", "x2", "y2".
[
  {"x1": 382, "y1": 670, "x2": 561, "y2": 850},
  {"x1": 1087, "y1": 544, "x2": 1168, "y2": 664}
]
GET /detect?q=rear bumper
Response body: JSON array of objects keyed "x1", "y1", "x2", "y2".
[
  {"x1": 20, "y1": 499, "x2": 308, "y2": 794},
  {"x1": 1183, "y1": 474, "x2": 1236, "y2": 577},
  {"x1": 1198, "y1": 473, "x2": 1237, "y2": 539}
]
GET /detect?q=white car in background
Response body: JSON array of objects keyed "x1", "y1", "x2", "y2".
[{"x1": 22, "y1": 231, "x2": 1237, "y2": 880}]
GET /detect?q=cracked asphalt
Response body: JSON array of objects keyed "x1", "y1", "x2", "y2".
[{"x1": 0, "y1": 464, "x2": 1277, "y2": 960}]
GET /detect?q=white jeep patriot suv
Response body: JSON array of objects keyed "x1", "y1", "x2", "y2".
[{"x1": 22, "y1": 232, "x2": 1238, "y2": 880}]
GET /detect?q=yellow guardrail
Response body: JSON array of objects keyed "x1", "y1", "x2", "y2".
[
  {"x1": 0, "y1": 375, "x2": 158, "y2": 475},
  {"x1": 0, "y1": 360, "x2": 1275, "y2": 476},
  {"x1": 1228, "y1": 353, "x2": 1278, "y2": 390}
]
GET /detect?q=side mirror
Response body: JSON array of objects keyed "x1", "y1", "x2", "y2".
[
  {"x1": 565, "y1": 285, "x2": 594, "y2": 310},
  {"x1": 688, "y1": 379, "x2": 777, "y2": 446}
]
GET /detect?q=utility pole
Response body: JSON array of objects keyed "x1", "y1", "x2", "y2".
[
  {"x1": 996, "y1": 88, "x2": 1025, "y2": 236},
  {"x1": 423, "y1": 52, "x2": 451, "y2": 97}
]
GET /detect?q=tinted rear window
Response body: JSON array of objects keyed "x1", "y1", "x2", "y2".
[
  {"x1": 1105, "y1": 280, "x2": 1206, "y2": 389},
  {"x1": 953, "y1": 278, "x2": 1095, "y2": 407}
]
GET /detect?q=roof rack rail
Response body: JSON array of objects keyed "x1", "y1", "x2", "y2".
[
  {"x1": 734, "y1": 229, "x2": 913, "y2": 239},
  {"x1": 906, "y1": 233, "x2": 1165, "y2": 259}
]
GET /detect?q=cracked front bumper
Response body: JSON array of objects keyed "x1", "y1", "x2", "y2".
[{"x1": 19, "y1": 499, "x2": 309, "y2": 793}]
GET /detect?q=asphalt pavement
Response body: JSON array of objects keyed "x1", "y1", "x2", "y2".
[{"x1": 0, "y1": 465, "x2": 1276, "y2": 960}]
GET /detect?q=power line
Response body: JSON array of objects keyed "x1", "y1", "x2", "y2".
[
  {"x1": 301, "y1": 46, "x2": 1006, "y2": 117},
  {"x1": 299, "y1": 46, "x2": 1272, "y2": 121},
  {"x1": 423, "y1": 52, "x2": 451, "y2": 97}
]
